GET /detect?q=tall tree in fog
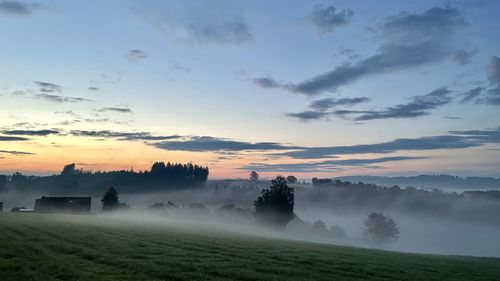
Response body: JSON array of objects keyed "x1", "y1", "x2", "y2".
[
  {"x1": 254, "y1": 176, "x2": 295, "y2": 228},
  {"x1": 101, "y1": 187, "x2": 119, "y2": 211},
  {"x1": 363, "y1": 212, "x2": 399, "y2": 245}
]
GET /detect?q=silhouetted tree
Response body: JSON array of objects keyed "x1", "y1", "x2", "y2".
[
  {"x1": 101, "y1": 187, "x2": 119, "y2": 211},
  {"x1": 250, "y1": 171, "x2": 259, "y2": 181},
  {"x1": 61, "y1": 163, "x2": 79, "y2": 175},
  {"x1": 363, "y1": 212, "x2": 399, "y2": 245},
  {"x1": 286, "y1": 175, "x2": 297, "y2": 184},
  {"x1": 0, "y1": 175, "x2": 7, "y2": 193},
  {"x1": 254, "y1": 176, "x2": 294, "y2": 228}
]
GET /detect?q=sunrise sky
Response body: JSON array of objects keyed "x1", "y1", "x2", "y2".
[{"x1": 0, "y1": 0, "x2": 499, "y2": 179}]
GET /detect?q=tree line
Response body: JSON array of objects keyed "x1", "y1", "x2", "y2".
[{"x1": 1, "y1": 162, "x2": 209, "y2": 195}]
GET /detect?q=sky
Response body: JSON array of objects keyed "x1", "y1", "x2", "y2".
[{"x1": 0, "y1": 0, "x2": 499, "y2": 179}]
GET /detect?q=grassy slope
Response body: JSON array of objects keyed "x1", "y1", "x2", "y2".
[{"x1": 0, "y1": 213, "x2": 499, "y2": 281}]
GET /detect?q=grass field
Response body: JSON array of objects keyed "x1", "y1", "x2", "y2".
[{"x1": 1, "y1": 213, "x2": 499, "y2": 281}]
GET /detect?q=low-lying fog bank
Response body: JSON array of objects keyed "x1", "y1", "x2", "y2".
[
  {"x1": 2, "y1": 183, "x2": 500, "y2": 258},
  {"x1": 59, "y1": 208, "x2": 500, "y2": 258}
]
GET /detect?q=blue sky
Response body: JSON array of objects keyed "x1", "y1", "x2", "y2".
[{"x1": 0, "y1": 0, "x2": 499, "y2": 178}]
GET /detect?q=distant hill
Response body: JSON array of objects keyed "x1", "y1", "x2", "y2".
[{"x1": 335, "y1": 175, "x2": 500, "y2": 190}]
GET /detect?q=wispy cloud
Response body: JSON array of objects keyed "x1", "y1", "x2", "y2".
[
  {"x1": 153, "y1": 136, "x2": 300, "y2": 152},
  {"x1": 94, "y1": 107, "x2": 133, "y2": 114},
  {"x1": 288, "y1": 88, "x2": 452, "y2": 122},
  {"x1": 140, "y1": 1, "x2": 252, "y2": 46},
  {"x1": 480, "y1": 56, "x2": 500, "y2": 105},
  {"x1": 0, "y1": 149, "x2": 34, "y2": 155},
  {"x1": 0, "y1": 135, "x2": 29, "y2": 141},
  {"x1": 1, "y1": 129, "x2": 59, "y2": 136},
  {"x1": 334, "y1": 87, "x2": 453, "y2": 121},
  {"x1": 277, "y1": 126, "x2": 500, "y2": 159},
  {"x1": 459, "y1": 87, "x2": 484, "y2": 103},
  {"x1": 35, "y1": 93, "x2": 94, "y2": 103},
  {"x1": 453, "y1": 49, "x2": 476, "y2": 65},
  {"x1": 487, "y1": 56, "x2": 500, "y2": 84},
  {"x1": 287, "y1": 96, "x2": 370, "y2": 121},
  {"x1": 241, "y1": 156, "x2": 425, "y2": 173},
  {"x1": 310, "y1": 97, "x2": 370, "y2": 111},
  {"x1": 285, "y1": 111, "x2": 330, "y2": 121},
  {"x1": 0, "y1": 1, "x2": 46, "y2": 16},
  {"x1": 33, "y1": 81, "x2": 62, "y2": 93},
  {"x1": 125, "y1": 49, "x2": 148, "y2": 62},
  {"x1": 255, "y1": 6, "x2": 466, "y2": 95},
  {"x1": 304, "y1": 4, "x2": 354, "y2": 35},
  {"x1": 278, "y1": 135, "x2": 476, "y2": 159},
  {"x1": 69, "y1": 130, "x2": 179, "y2": 141}
]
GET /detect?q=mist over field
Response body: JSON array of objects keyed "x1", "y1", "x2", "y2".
[{"x1": 3, "y1": 178, "x2": 500, "y2": 258}]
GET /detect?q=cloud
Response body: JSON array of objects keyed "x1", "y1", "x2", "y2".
[
  {"x1": 285, "y1": 111, "x2": 329, "y2": 121},
  {"x1": 287, "y1": 96, "x2": 370, "y2": 121},
  {"x1": 153, "y1": 136, "x2": 300, "y2": 152},
  {"x1": 309, "y1": 97, "x2": 370, "y2": 111},
  {"x1": 255, "y1": 6, "x2": 466, "y2": 95},
  {"x1": 95, "y1": 107, "x2": 133, "y2": 114},
  {"x1": 279, "y1": 135, "x2": 477, "y2": 159},
  {"x1": 140, "y1": 2, "x2": 252, "y2": 46},
  {"x1": 33, "y1": 81, "x2": 62, "y2": 93},
  {"x1": 1, "y1": 129, "x2": 59, "y2": 136},
  {"x1": 176, "y1": 20, "x2": 251, "y2": 45},
  {"x1": 0, "y1": 149, "x2": 34, "y2": 155},
  {"x1": 333, "y1": 87, "x2": 453, "y2": 121},
  {"x1": 443, "y1": 116, "x2": 462, "y2": 120},
  {"x1": 484, "y1": 86, "x2": 500, "y2": 105},
  {"x1": 450, "y1": 127, "x2": 500, "y2": 142},
  {"x1": 35, "y1": 93, "x2": 94, "y2": 103},
  {"x1": 88, "y1": 87, "x2": 99, "y2": 91},
  {"x1": 453, "y1": 49, "x2": 476, "y2": 65},
  {"x1": 0, "y1": 135, "x2": 29, "y2": 141},
  {"x1": 147, "y1": 126, "x2": 500, "y2": 160},
  {"x1": 0, "y1": 1, "x2": 45, "y2": 16},
  {"x1": 487, "y1": 56, "x2": 500, "y2": 84},
  {"x1": 125, "y1": 49, "x2": 148, "y2": 62},
  {"x1": 276, "y1": 126, "x2": 500, "y2": 159},
  {"x1": 69, "y1": 130, "x2": 179, "y2": 141},
  {"x1": 241, "y1": 156, "x2": 425, "y2": 173},
  {"x1": 459, "y1": 87, "x2": 484, "y2": 103},
  {"x1": 253, "y1": 77, "x2": 289, "y2": 89},
  {"x1": 305, "y1": 4, "x2": 354, "y2": 35}
]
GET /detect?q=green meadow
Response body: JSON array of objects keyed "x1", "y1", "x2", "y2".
[{"x1": 1, "y1": 213, "x2": 499, "y2": 281}]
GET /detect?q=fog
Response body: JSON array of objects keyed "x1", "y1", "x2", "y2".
[{"x1": 2, "y1": 184, "x2": 500, "y2": 258}]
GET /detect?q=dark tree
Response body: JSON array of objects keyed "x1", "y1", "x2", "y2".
[
  {"x1": 254, "y1": 176, "x2": 294, "y2": 228},
  {"x1": 0, "y1": 175, "x2": 7, "y2": 193},
  {"x1": 286, "y1": 175, "x2": 297, "y2": 184},
  {"x1": 101, "y1": 187, "x2": 119, "y2": 211},
  {"x1": 363, "y1": 212, "x2": 400, "y2": 245},
  {"x1": 250, "y1": 171, "x2": 259, "y2": 181},
  {"x1": 150, "y1": 161, "x2": 166, "y2": 176},
  {"x1": 61, "y1": 163, "x2": 79, "y2": 175}
]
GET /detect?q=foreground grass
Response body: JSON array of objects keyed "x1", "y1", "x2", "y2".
[{"x1": 0, "y1": 213, "x2": 499, "y2": 281}]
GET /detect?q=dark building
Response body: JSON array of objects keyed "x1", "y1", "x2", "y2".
[
  {"x1": 0, "y1": 202, "x2": 3, "y2": 212},
  {"x1": 34, "y1": 196, "x2": 91, "y2": 213}
]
